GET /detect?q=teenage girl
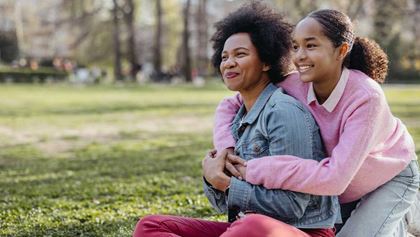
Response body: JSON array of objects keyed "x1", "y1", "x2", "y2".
[{"x1": 213, "y1": 9, "x2": 419, "y2": 237}]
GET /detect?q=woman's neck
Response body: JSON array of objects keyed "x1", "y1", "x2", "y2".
[
  {"x1": 241, "y1": 79, "x2": 270, "y2": 112},
  {"x1": 313, "y1": 67, "x2": 343, "y2": 104}
]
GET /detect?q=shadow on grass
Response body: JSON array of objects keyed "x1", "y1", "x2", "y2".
[{"x1": 0, "y1": 132, "x2": 219, "y2": 236}]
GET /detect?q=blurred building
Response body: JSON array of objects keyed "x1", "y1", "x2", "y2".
[{"x1": 0, "y1": 0, "x2": 15, "y2": 32}]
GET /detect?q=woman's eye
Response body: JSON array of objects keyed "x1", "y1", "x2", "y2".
[
  {"x1": 236, "y1": 52, "x2": 246, "y2": 57},
  {"x1": 292, "y1": 45, "x2": 299, "y2": 51},
  {"x1": 307, "y1": 44, "x2": 316, "y2": 48},
  {"x1": 221, "y1": 55, "x2": 228, "y2": 61}
]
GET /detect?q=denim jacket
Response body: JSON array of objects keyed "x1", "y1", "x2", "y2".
[{"x1": 204, "y1": 83, "x2": 341, "y2": 228}]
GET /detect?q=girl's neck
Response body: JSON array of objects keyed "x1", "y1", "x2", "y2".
[
  {"x1": 313, "y1": 67, "x2": 343, "y2": 104},
  {"x1": 241, "y1": 79, "x2": 270, "y2": 112}
]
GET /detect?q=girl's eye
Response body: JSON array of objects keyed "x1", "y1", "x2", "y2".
[
  {"x1": 307, "y1": 44, "x2": 317, "y2": 48},
  {"x1": 292, "y1": 45, "x2": 299, "y2": 52}
]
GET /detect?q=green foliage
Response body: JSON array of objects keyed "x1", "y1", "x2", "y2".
[
  {"x1": 0, "y1": 83, "x2": 418, "y2": 236},
  {"x1": 0, "y1": 67, "x2": 68, "y2": 83}
]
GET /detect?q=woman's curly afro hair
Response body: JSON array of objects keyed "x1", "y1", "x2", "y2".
[{"x1": 211, "y1": 1, "x2": 293, "y2": 84}]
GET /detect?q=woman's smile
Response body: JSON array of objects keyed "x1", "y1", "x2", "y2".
[
  {"x1": 219, "y1": 33, "x2": 269, "y2": 93},
  {"x1": 224, "y1": 72, "x2": 240, "y2": 80}
]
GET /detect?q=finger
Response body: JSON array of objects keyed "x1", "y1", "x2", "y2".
[
  {"x1": 215, "y1": 150, "x2": 228, "y2": 160},
  {"x1": 225, "y1": 162, "x2": 242, "y2": 180},
  {"x1": 227, "y1": 154, "x2": 247, "y2": 166},
  {"x1": 225, "y1": 147, "x2": 234, "y2": 155}
]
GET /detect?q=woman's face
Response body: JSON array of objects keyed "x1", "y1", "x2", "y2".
[
  {"x1": 291, "y1": 17, "x2": 342, "y2": 83},
  {"x1": 220, "y1": 33, "x2": 269, "y2": 92}
]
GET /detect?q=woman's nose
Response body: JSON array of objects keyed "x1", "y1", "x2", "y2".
[{"x1": 224, "y1": 56, "x2": 236, "y2": 68}]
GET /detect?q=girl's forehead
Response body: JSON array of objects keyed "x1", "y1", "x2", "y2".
[{"x1": 293, "y1": 17, "x2": 324, "y2": 38}]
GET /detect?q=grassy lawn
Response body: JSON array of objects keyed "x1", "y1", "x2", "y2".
[{"x1": 0, "y1": 83, "x2": 419, "y2": 236}]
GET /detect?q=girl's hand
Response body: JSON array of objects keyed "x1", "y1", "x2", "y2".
[
  {"x1": 233, "y1": 163, "x2": 247, "y2": 180},
  {"x1": 225, "y1": 153, "x2": 247, "y2": 180}
]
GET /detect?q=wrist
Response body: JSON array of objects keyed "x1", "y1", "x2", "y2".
[{"x1": 213, "y1": 172, "x2": 231, "y2": 192}]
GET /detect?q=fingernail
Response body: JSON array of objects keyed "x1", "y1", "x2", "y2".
[{"x1": 238, "y1": 176, "x2": 242, "y2": 180}]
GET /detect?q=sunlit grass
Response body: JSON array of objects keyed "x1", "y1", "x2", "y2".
[{"x1": 0, "y1": 83, "x2": 419, "y2": 236}]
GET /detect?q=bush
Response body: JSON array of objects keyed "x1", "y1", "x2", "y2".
[{"x1": 0, "y1": 67, "x2": 69, "y2": 83}]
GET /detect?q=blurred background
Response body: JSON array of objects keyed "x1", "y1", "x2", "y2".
[
  {"x1": 0, "y1": 0, "x2": 418, "y2": 84},
  {"x1": 0, "y1": 1, "x2": 419, "y2": 236}
]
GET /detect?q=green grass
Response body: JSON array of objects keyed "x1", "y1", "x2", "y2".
[{"x1": 0, "y1": 83, "x2": 419, "y2": 236}]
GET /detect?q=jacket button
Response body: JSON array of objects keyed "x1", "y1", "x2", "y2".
[{"x1": 253, "y1": 145, "x2": 260, "y2": 152}]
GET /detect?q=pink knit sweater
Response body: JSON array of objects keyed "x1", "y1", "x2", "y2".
[{"x1": 214, "y1": 69, "x2": 417, "y2": 203}]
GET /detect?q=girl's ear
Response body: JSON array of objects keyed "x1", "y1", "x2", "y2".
[
  {"x1": 262, "y1": 63, "x2": 270, "y2": 72},
  {"x1": 338, "y1": 43, "x2": 350, "y2": 60}
]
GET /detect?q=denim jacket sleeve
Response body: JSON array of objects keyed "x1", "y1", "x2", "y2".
[
  {"x1": 228, "y1": 97, "x2": 323, "y2": 221},
  {"x1": 203, "y1": 177, "x2": 228, "y2": 213},
  {"x1": 229, "y1": 178, "x2": 310, "y2": 221}
]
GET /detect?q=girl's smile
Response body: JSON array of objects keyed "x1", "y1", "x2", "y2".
[
  {"x1": 292, "y1": 17, "x2": 342, "y2": 84},
  {"x1": 296, "y1": 64, "x2": 314, "y2": 74},
  {"x1": 292, "y1": 17, "x2": 346, "y2": 103}
]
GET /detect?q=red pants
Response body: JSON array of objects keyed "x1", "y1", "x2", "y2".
[{"x1": 133, "y1": 214, "x2": 335, "y2": 237}]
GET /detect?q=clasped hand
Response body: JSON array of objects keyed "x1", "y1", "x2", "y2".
[{"x1": 202, "y1": 148, "x2": 247, "y2": 192}]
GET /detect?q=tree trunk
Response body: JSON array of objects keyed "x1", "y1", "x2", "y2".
[
  {"x1": 14, "y1": 0, "x2": 25, "y2": 57},
  {"x1": 196, "y1": 0, "x2": 208, "y2": 77},
  {"x1": 124, "y1": 0, "x2": 139, "y2": 81},
  {"x1": 182, "y1": 0, "x2": 192, "y2": 82},
  {"x1": 153, "y1": 0, "x2": 162, "y2": 78},
  {"x1": 373, "y1": 0, "x2": 405, "y2": 76},
  {"x1": 112, "y1": 0, "x2": 123, "y2": 81}
]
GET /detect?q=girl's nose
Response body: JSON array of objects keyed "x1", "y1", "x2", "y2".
[{"x1": 295, "y1": 48, "x2": 307, "y2": 61}]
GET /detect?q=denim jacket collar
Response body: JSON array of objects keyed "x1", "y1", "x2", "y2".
[{"x1": 237, "y1": 83, "x2": 278, "y2": 126}]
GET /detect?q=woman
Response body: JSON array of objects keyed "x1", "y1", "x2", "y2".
[{"x1": 133, "y1": 2, "x2": 339, "y2": 237}]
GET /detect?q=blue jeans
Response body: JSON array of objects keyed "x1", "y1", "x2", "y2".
[{"x1": 337, "y1": 160, "x2": 420, "y2": 237}]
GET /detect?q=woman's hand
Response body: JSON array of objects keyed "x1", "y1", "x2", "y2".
[
  {"x1": 225, "y1": 152, "x2": 247, "y2": 180},
  {"x1": 202, "y1": 149, "x2": 231, "y2": 192}
]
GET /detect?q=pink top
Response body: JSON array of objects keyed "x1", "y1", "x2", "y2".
[{"x1": 214, "y1": 69, "x2": 417, "y2": 203}]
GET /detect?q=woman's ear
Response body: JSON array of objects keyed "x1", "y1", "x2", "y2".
[{"x1": 262, "y1": 64, "x2": 270, "y2": 72}]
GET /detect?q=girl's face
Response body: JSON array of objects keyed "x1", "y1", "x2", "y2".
[
  {"x1": 291, "y1": 17, "x2": 343, "y2": 84},
  {"x1": 220, "y1": 33, "x2": 270, "y2": 92}
]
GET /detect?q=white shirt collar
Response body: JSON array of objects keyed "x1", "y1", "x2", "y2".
[{"x1": 307, "y1": 67, "x2": 350, "y2": 112}]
